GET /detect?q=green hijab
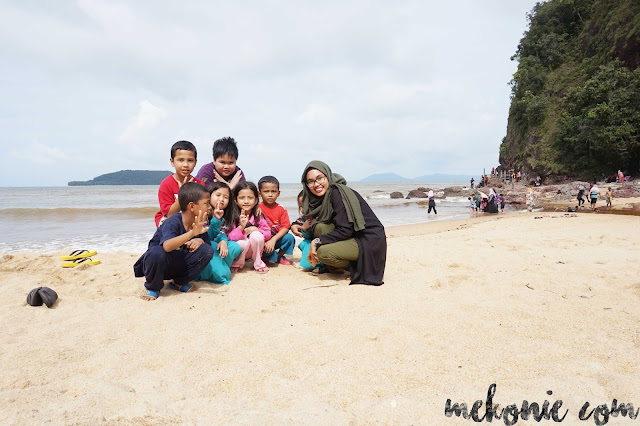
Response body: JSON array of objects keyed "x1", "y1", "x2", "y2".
[{"x1": 301, "y1": 160, "x2": 366, "y2": 232}]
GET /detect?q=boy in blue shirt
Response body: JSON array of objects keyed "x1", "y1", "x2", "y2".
[{"x1": 134, "y1": 183, "x2": 214, "y2": 301}]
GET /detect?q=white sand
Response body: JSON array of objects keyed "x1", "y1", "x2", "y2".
[{"x1": 1, "y1": 213, "x2": 639, "y2": 423}]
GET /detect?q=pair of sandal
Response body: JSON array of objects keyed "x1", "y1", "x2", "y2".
[
  {"x1": 141, "y1": 282, "x2": 195, "y2": 301},
  {"x1": 60, "y1": 250, "x2": 101, "y2": 268}
]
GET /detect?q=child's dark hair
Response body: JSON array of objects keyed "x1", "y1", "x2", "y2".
[
  {"x1": 258, "y1": 175, "x2": 280, "y2": 190},
  {"x1": 178, "y1": 182, "x2": 208, "y2": 211},
  {"x1": 213, "y1": 137, "x2": 239, "y2": 160},
  {"x1": 207, "y1": 181, "x2": 233, "y2": 224},
  {"x1": 171, "y1": 140, "x2": 197, "y2": 159},
  {"x1": 231, "y1": 181, "x2": 261, "y2": 226}
]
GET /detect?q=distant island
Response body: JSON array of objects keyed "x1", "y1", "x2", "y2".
[
  {"x1": 359, "y1": 172, "x2": 471, "y2": 183},
  {"x1": 68, "y1": 170, "x2": 171, "y2": 186}
]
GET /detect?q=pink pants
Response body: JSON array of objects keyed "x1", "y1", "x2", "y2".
[{"x1": 231, "y1": 231, "x2": 267, "y2": 270}]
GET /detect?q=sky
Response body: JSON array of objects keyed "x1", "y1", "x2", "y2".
[{"x1": 0, "y1": 0, "x2": 537, "y2": 186}]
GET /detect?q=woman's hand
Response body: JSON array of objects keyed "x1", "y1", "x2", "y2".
[
  {"x1": 217, "y1": 240, "x2": 228, "y2": 257},
  {"x1": 244, "y1": 226, "x2": 258, "y2": 234},
  {"x1": 307, "y1": 240, "x2": 320, "y2": 267}
]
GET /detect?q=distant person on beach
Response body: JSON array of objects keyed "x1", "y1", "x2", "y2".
[
  {"x1": 258, "y1": 175, "x2": 295, "y2": 266},
  {"x1": 155, "y1": 140, "x2": 205, "y2": 227},
  {"x1": 470, "y1": 177, "x2": 474, "y2": 189},
  {"x1": 135, "y1": 183, "x2": 214, "y2": 301},
  {"x1": 590, "y1": 184, "x2": 600, "y2": 209},
  {"x1": 227, "y1": 181, "x2": 271, "y2": 274},
  {"x1": 605, "y1": 187, "x2": 613, "y2": 208},
  {"x1": 302, "y1": 160, "x2": 386, "y2": 285},
  {"x1": 499, "y1": 194, "x2": 505, "y2": 213},
  {"x1": 427, "y1": 190, "x2": 437, "y2": 214},
  {"x1": 618, "y1": 170, "x2": 624, "y2": 183},
  {"x1": 195, "y1": 137, "x2": 246, "y2": 190},
  {"x1": 196, "y1": 182, "x2": 243, "y2": 285},
  {"x1": 577, "y1": 186, "x2": 586, "y2": 207},
  {"x1": 468, "y1": 196, "x2": 475, "y2": 214},
  {"x1": 526, "y1": 188, "x2": 534, "y2": 212}
]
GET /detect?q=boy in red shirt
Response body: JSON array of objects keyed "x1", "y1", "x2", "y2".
[
  {"x1": 155, "y1": 140, "x2": 205, "y2": 227},
  {"x1": 258, "y1": 176, "x2": 295, "y2": 265}
]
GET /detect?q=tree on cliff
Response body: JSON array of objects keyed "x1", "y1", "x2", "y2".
[{"x1": 500, "y1": 0, "x2": 640, "y2": 179}]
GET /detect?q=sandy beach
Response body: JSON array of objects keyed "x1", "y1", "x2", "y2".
[{"x1": 1, "y1": 212, "x2": 639, "y2": 424}]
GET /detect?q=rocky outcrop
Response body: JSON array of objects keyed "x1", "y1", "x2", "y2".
[
  {"x1": 406, "y1": 190, "x2": 428, "y2": 199},
  {"x1": 390, "y1": 192, "x2": 404, "y2": 199}
]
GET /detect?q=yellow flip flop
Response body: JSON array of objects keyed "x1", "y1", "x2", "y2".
[
  {"x1": 62, "y1": 257, "x2": 101, "y2": 268},
  {"x1": 59, "y1": 250, "x2": 97, "y2": 261}
]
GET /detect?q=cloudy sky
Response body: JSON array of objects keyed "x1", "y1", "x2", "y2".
[{"x1": 1, "y1": 0, "x2": 536, "y2": 186}]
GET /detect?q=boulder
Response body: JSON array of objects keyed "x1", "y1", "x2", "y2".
[
  {"x1": 417, "y1": 187, "x2": 430, "y2": 192},
  {"x1": 406, "y1": 190, "x2": 428, "y2": 199},
  {"x1": 443, "y1": 186, "x2": 463, "y2": 196},
  {"x1": 390, "y1": 191, "x2": 404, "y2": 199}
]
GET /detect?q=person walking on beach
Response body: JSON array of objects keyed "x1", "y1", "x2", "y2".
[
  {"x1": 427, "y1": 190, "x2": 437, "y2": 215},
  {"x1": 470, "y1": 177, "x2": 474, "y2": 189},
  {"x1": 590, "y1": 184, "x2": 600, "y2": 209},
  {"x1": 605, "y1": 187, "x2": 613, "y2": 208},
  {"x1": 499, "y1": 194, "x2": 505, "y2": 213},
  {"x1": 577, "y1": 186, "x2": 586, "y2": 208}
]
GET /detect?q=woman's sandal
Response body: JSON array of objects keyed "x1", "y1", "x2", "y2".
[
  {"x1": 168, "y1": 282, "x2": 195, "y2": 293},
  {"x1": 255, "y1": 267, "x2": 269, "y2": 274}
]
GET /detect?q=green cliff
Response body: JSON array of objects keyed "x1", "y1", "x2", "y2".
[{"x1": 499, "y1": 0, "x2": 640, "y2": 180}]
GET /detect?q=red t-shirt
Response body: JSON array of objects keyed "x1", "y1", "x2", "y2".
[
  {"x1": 258, "y1": 202, "x2": 291, "y2": 237},
  {"x1": 155, "y1": 175, "x2": 205, "y2": 227}
]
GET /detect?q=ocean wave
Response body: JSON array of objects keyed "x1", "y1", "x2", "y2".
[{"x1": 0, "y1": 207, "x2": 158, "y2": 220}]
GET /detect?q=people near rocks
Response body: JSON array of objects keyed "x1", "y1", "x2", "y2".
[
  {"x1": 577, "y1": 185, "x2": 586, "y2": 207},
  {"x1": 590, "y1": 184, "x2": 600, "y2": 209},
  {"x1": 535, "y1": 176, "x2": 542, "y2": 186},
  {"x1": 526, "y1": 188, "x2": 535, "y2": 212},
  {"x1": 427, "y1": 190, "x2": 437, "y2": 215},
  {"x1": 618, "y1": 170, "x2": 624, "y2": 183},
  {"x1": 499, "y1": 194, "x2": 505, "y2": 213},
  {"x1": 470, "y1": 177, "x2": 474, "y2": 189},
  {"x1": 302, "y1": 161, "x2": 386, "y2": 285}
]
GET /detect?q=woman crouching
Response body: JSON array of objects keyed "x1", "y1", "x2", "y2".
[{"x1": 302, "y1": 161, "x2": 387, "y2": 285}]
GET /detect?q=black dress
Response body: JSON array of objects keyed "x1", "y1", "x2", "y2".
[{"x1": 318, "y1": 189, "x2": 387, "y2": 285}]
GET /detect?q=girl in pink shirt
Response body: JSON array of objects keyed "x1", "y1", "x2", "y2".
[{"x1": 227, "y1": 181, "x2": 271, "y2": 274}]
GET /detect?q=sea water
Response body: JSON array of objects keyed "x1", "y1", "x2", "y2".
[{"x1": 0, "y1": 182, "x2": 475, "y2": 254}]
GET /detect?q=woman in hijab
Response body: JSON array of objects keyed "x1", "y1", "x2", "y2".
[{"x1": 302, "y1": 161, "x2": 386, "y2": 285}]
